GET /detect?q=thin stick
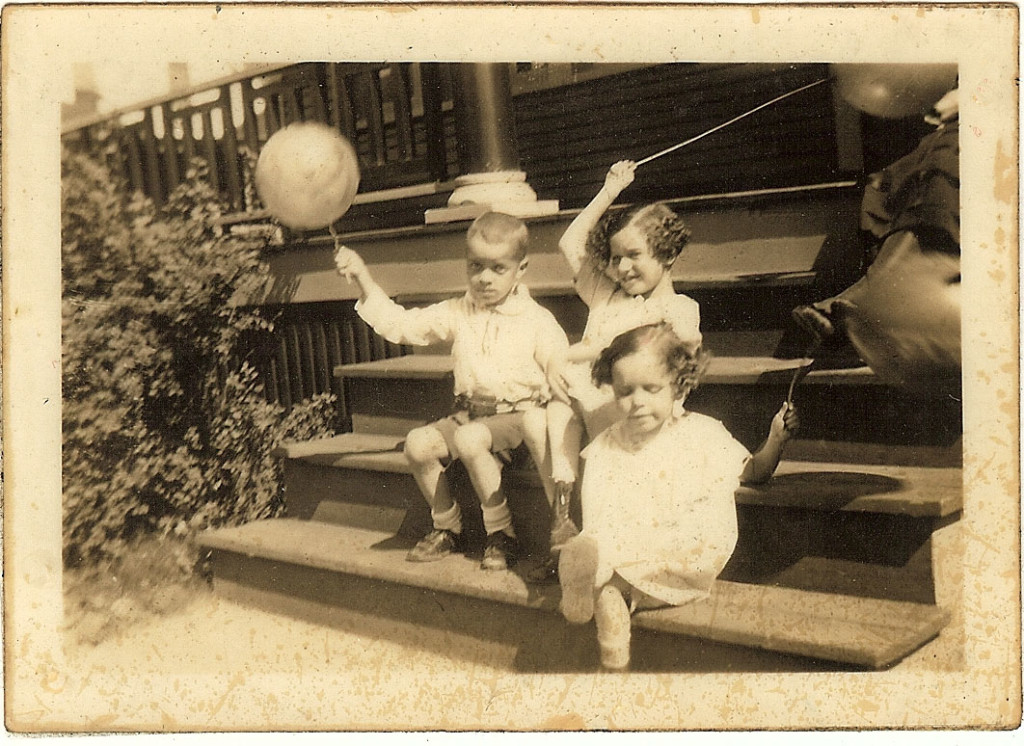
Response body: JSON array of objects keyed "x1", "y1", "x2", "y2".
[{"x1": 635, "y1": 77, "x2": 829, "y2": 167}]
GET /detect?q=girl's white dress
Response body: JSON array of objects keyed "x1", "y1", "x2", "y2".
[{"x1": 579, "y1": 410, "x2": 750, "y2": 607}]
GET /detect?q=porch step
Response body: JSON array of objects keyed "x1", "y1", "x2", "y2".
[
  {"x1": 335, "y1": 355, "x2": 963, "y2": 450},
  {"x1": 197, "y1": 518, "x2": 950, "y2": 670},
  {"x1": 335, "y1": 353, "x2": 876, "y2": 385},
  {"x1": 272, "y1": 431, "x2": 962, "y2": 606}
]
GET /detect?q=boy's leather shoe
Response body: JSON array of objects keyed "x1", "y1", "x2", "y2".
[
  {"x1": 481, "y1": 531, "x2": 519, "y2": 571},
  {"x1": 407, "y1": 529, "x2": 463, "y2": 562}
]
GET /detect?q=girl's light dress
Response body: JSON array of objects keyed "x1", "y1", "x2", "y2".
[
  {"x1": 579, "y1": 410, "x2": 750, "y2": 607},
  {"x1": 567, "y1": 258, "x2": 702, "y2": 430}
]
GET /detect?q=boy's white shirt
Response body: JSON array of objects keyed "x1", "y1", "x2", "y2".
[{"x1": 356, "y1": 282, "x2": 569, "y2": 404}]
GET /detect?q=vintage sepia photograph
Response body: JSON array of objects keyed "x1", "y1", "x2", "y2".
[{"x1": 3, "y1": 3, "x2": 1019, "y2": 733}]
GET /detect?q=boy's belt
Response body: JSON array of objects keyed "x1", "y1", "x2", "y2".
[{"x1": 453, "y1": 394, "x2": 542, "y2": 418}]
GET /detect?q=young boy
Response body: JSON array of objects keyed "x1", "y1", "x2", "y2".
[{"x1": 334, "y1": 212, "x2": 568, "y2": 571}]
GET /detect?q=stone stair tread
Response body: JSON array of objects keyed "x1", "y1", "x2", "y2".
[
  {"x1": 198, "y1": 518, "x2": 950, "y2": 669},
  {"x1": 272, "y1": 433, "x2": 405, "y2": 461},
  {"x1": 335, "y1": 355, "x2": 455, "y2": 380},
  {"x1": 335, "y1": 354, "x2": 879, "y2": 386},
  {"x1": 274, "y1": 433, "x2": 962, "y2": 518},
  {"x1": 738, "y1": 461, "x2": 962, "y2": 518}
]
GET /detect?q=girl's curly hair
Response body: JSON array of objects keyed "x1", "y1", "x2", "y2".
[
  {"x1": 585, "y1": 203, "x2": 692, "y2": 270},
  {"x1": 592, "y1": 323, "x2": 710, "y2": 401}
]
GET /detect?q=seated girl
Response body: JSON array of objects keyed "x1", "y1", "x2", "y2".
[
  {"x1": 557, "y1": 323, "x2": 798, "y2": 670},
  {"x1": 537, "y1": 160, "x2": 702, "y2": 577}
]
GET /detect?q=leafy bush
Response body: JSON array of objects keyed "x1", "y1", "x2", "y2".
[{"x1": 62, "y1": 147, "x2": 340, "y2": 566}]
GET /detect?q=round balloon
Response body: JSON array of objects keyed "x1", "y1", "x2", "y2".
[
  {"x1": 255, "y1": 122, "x2": 361, "y2": 230},
  {"x1": 831, "y1": 64, "x2": 958, "y2": 119}
]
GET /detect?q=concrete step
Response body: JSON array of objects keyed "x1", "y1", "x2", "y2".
[
  {"x1": 334, "y1": 355, "x2": 963, "y2": 451},
  {"x1": 272, "y1": 433, "x2": 962, "y2": 606},
  {"x1": 197, "y1": 517, "x2": 951, "y2": 671},
  {"x1": 275, "y1": 438, "x2": 553, "y2": 558}
]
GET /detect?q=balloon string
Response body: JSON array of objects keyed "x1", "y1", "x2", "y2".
[
  {"x1": 636, "y1": 77, "x2": 830, "y2": 167},
  {"x1": 329, "y1": 223, "x2": 341, "y2": 252}
]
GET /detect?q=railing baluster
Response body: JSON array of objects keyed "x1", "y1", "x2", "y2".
[
  {"x1": 419, "y1": 63, "x2": 449, "y2": 181},
  {"x1": 276, "y1": 335, "x2": 293, "y2": 409},
  {"x1": 141, "y1": 108, "x2": 164, "y2": 203},
  {"x1": 160, "y1": 103, "x2": 181, "y2": 191},
  {"x1": 299, "y1": 321, "x2": 317, "y2": 398},
  {"x1": 200, "y1": 109, "x2": 221, "y2": 194},
  {"x1": 265, "y1": 356, "x2": 280, "y2": 404},
  {"x1": 327, "y1": 319, "x2": 344, "y2": 393},
  {"x1": 389, "y1": 64, "x2": 416, "y2": 162},
  {"x1": 312, "y1": 322, "x2": 331, "y2": 394},
  {"x1": 354, "y1": 318, "x2": 372, "y2": 362},
  {"x1": 219, "y1": 87, "x2": 244, "y2": 211},
  {"x1": 240, "y1": 80, "x2": 261, "y2": 153},
  {"x1": 359, "y1": 70, "x2": 387, "y2": 165},
  {"x1": 286, "y1": 325, "x2": 304, "y2": 402},
  {"x1": 370, "y1": 328, "x2": 387, "y2": 361},
  {"x1": 341, "y1": 318, "x2": 358, "y2": 365},
  {"x1": 329, "y1": 65, "x2": 358, "y2": 140},
  {"x1": 306, "y1": 64, "x2": 329, "y2": 122},
  {"x1": 181, "y1": 117, "x2": 197, "y2": 173},
  {"x1": 123, "y1": 130, "x2": 146, "y2": 196}
]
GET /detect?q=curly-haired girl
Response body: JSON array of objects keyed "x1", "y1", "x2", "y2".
[
  {"x1": 532, "y1": 161, "x2": 704, "y2": 581},
  {"x1": 557, "y1": 323, "x2": 798, "y2": 669}
]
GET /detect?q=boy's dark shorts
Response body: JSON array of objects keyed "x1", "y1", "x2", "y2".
[{"x1": 426, "y1": 410, "x2": 526, "y2": 462}]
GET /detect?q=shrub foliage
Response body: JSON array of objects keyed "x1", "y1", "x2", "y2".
[{"x1": 62, "y1": 147, "x2": 339, "y2": 565}]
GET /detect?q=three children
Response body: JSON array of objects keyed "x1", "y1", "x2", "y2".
[{"x1": 334, "y1": 169, "x2": 797, "y2": 670}]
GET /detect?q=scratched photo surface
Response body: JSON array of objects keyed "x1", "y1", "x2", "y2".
[{"x1": 3, "y1": 3, "x2": 1019, "y2": 733}]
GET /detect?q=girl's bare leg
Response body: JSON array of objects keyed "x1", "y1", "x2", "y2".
[
  {"x1": 595, "y1": 584, "x2": 631, "y2": 670},
  {"x1": 547, "y1": 399, "x2": 583, "y2": 486}
]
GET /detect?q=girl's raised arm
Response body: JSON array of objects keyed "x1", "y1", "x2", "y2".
[{"x1": 558, "y1": 160, "x2": 636, "y2": 277}]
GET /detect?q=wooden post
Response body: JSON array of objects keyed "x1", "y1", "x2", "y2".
[
  {"x1": 451, "y1": 63, "x2": 520, "y2": 174},
  {"x1": 428, "y1": 63, "x2": 558, "y2": 222}
]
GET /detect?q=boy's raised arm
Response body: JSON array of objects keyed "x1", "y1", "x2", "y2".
[
  {"x1": 335, "y1": 245, "x2": 453, "y2": 347},
  {"x1": 558, "y1": 160, "x2": 636, "y2": 277}
]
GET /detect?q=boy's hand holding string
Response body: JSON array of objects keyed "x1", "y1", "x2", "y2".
[{"x1": 334, "y1": 245, "x2": 379, "y2": 302}]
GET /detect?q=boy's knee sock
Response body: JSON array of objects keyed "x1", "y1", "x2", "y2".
[
  {"x1": 432, "y1": 502, "x2": 462, "y2": 534},
  {"x1": 481, "y1": 501, "x2": 515, "y2": 537}
]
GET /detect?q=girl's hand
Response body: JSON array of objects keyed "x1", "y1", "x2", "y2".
[
  {"x1": 334, "y1": 245, "x2": 365, "y2": 282},
  {"x1": 769, "y1": 402, "x2": 800, "y2": 441},
  {"x1": 604, "y1": 160, "x2": 637, "y2": 196},
  {"x1": 546, "y1": 354, "x2": 572, "y2": 404}
]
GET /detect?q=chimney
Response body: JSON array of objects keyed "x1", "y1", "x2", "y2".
[{"x1": 168, "y1": 63, "x2": 191, "y2": 96}]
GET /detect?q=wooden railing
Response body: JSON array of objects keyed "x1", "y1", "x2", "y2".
[
  {"x1": 247, "y1": 302, "x2": 410, "y2": 416},
  {"x1": 64, "y1": 62, "x2": 456, "y2": 211}
]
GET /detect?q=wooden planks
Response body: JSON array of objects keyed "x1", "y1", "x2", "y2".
[{"x1": 198, "y1": 518, "x2": 950, "y2": 668}]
